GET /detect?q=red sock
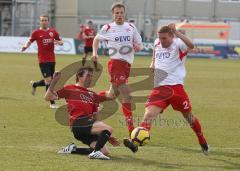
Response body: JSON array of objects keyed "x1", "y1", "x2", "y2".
[
  {"x1": 140, "y1": 122, "x2": 151, "y2": 131},
  {"x1": 191, "y1": 117, "x2": 206, "y2": 145},
  {"x1": 122, "y1": 103, "x2": 134, "y2": 133}
]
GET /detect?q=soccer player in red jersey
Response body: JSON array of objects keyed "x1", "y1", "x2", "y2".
[
  {"x1": 45, "y1": 67, "x2": 120, "y2": 160},
  {"x1": 82, "y1": 21, "x2": 99, "y2": 70},
  {"x1": 125, "y1": 24, "x2": 209, "y2": 154},
  {"x1": 21, "y1": 14, "x2": 63, "y2": 109},
  {"x1": 92, "y1": 2, "x2": 143, "y2": 136}
]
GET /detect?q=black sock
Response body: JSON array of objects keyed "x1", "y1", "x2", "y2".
[
  {"x1": 94, "y1": 130, "x2": 111, "y2": 152},
  {"x1": 71, "y1": 147, "x2": 94, "y2": 155},
  {"x1": 50, "y1": 100, "x2": 55, "y2": 104},
  {"x1": 33, "y1": 79, "x2": 45, "y2": 88},
  {"x1": 93, "y1": 61, "x2": 98, "y2": 70},
  {"x1": 82, "y1": 57, "x2": 86, "y2": 66},
  {"x1": 45, "y1": 84, "x2": 49, "y2": 92},
  {"x1": 46, "y1": 84, "x2": 55, "y2": 104}
]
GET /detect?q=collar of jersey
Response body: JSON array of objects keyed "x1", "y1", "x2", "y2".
[{"x1": 39, "y1": 27, "x2": 50, "y2": 31}]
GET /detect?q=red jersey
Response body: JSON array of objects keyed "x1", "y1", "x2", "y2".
[
  {"x1": 83, "y1": 27, "x2": 95, "y2": 47},
  {"x1": 57, "y1": 84, "x2": 105, "y2": 125},
  {"x1": 29, "y1": 28, "x2": 61, "y2": 63}
]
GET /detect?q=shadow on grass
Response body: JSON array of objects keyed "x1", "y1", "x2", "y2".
[
  {"x1": 167, "y1": 145, "x2": 240, "y2": 159},
  {"x1": 157, "y1": 145, "x2": 240, "y2": 170},
  {"x1": 111, "y1": 154, "x2": 240, "y2": 170},
  {"x1": 209, "y1": 158, "x2": 240, "y2": 170},
  {"x1": 111, "y1": 155, "x2": 180, "y2": 169},
  {"x1": 0, "y1": 97, "x2": 19, "y2": 101}
]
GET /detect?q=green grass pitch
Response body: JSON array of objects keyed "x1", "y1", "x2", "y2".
[{"x1": 0, "y1": 53, "x2": 240, "y2": 171}]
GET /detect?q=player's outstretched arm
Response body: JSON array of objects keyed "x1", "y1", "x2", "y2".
[
  {"x1": 133, "y1": 27, "x2": 143, "y2": 52},
  {"x1": 54, "y1": 40, "x2": 63, "y2": 46},
  {"x1": 92, "y1": 37, "x2": 100, "y2": 60},
  {"x1": 45, "y1": 72, "x2": 61, "y2": 101},
  {"x1": 168, "y1": 23, "x2": 194, "y2": 50},
  {"x1": 21, "y1": 41, "x2": 32, "y2": 52},
  {"x1": 150, "y1": 48, "x2": 155, "y2": 72}
]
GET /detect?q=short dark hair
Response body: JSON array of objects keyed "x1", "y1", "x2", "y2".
[
  {"x1": 76, "y1": 67, "x2": 93, "y2": 82},
  {"x1": 158, "y1": 26, "x2": 174, "y2": 36},
  {"x1": 111, "y1": 2, "x2": 125, "y2": 12},
  {"x1": 40, "y1": 14, "x2": 49, "y2": 21}
]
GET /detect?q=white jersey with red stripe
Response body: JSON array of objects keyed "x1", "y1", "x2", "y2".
[
  {"x1": 96, "y1": 22, "x2": 142, "y2": 64},
  {"x1": 154, "y1": 38, "x2": 188, "y2": 87}
]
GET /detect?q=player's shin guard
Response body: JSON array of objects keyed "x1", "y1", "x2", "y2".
[
  {"x1": 46, "y1": 84, "x2": 55, "y2": 104},
  {"x1": 191, "y1": 117, "x2": 206, "y2": 145},
  {"x1": 122, "y1": 103, "x2": 134, "y2": 133},
  {"x1": 93, "y1": 61, "x2": 98, "y2": 71},
  {"x1": 71, "y1": 147, "x2": 94, "y2": 155},
  {"x1": 82, "y1": 57, "x2": 86, "y2": 66},
  {"x1": 33, "y1": 79, "x2": 45, "y2": 88},
  {"x1": 94, "y1": 130, "x2": 111, "y2": 152}
]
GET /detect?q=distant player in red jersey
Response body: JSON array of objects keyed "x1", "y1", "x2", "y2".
[
  {"x1": 126, "y1": 24, "x2": 209, "y2": 155},
  {"x1": 45, "y1": 67, "x2": 120, "y2": 160},
  {"x1": 82, "y1": 21, "x2": 99, "y2": 71},
  {"x1": 92, "y1": 2, "x2": 143, "y2": 139},
  {"x1": 21, "y1": 14, "x2": 63, "y2": 109}
]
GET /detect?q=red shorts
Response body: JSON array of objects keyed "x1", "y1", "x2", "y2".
[
  {"x1": 145, "y1": 84, "x2": 192, "y2": 113},
  {"x1": 108, "y1": 59, "x2": 131, "y2": 86}
]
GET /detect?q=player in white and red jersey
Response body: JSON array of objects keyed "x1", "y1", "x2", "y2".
[
  {"x1": 92, "y1": 2, "x2": 143, "y2": 135},
  {"x1": 127, "y1": 24, "x2": 209, "y2": 154},
  {"x1": 21, "y1": 14, "x2": 63, "y2": 109}
]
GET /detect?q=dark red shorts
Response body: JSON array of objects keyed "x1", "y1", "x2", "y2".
[
  {"x1": 108, "y1": 59, "x2": 131, "y2": 86},
  {"x1": 145, "y1": 84, "x2": 192, "y2": 113}
]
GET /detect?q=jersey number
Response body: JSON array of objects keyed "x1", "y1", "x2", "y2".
[{"x1": 183, "y1": 101, "x2": 189, "y2": 110}]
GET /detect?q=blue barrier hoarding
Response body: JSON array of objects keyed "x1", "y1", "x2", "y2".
[{"x1": 74, "y1": 39, "x2": 240, "y2": 59}]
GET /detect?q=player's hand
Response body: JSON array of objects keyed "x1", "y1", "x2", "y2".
[
  {"x1": 108, "y1": 136, "x2": 120, "y2": 147},
  {"x1": 168, "y1": 23, "x2": 176, "y2": 33},
  {"x1": 54, "y1": 40, "x2": 63, "y2": 46},
  {"x1": 150, "y1": 66, "x2": 154, "y2": 73},
  {"x1": 21, "y1": 46, "x2": 27, "y2": 52},
  {"x1": 149, "y1": 62, "x2": 155, "y2": 73},
  {"x1": 133, "y1": 43, "x2": 143, "y2": 52},
  {"x1": 92, "y1": 55, "x2": 98, "y2": 61},
  {"x1": 52, "y1": 71, "x2": 61, "y2": 81}
]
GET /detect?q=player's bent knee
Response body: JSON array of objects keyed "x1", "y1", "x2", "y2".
[
  {"x1": 104, "y1": 126, "x2": 112, "y2": 134},
  {"x1": 145, "y1": 112, "x2": 156, "y2": 120},
  {"x1": 92, "y1": 122, "x2": 112, "y2": 134},
  {"x1": 44, "y1": 77, "x2": 51, "y2": 84},
  {"x1": 144, "y1": 110, "x2": 159, "y2": 120},
  {"x1": 182, "y1": 111, "x2": 194, "y2": 123}
]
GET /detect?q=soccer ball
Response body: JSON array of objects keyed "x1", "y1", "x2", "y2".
[{"x1": 130, "y1": 127, "x2": 150, "y2": 146}]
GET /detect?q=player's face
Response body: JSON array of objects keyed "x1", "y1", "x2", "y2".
[
  {"x1": 112, "y1": 7, "x2": 125, "y2": 25},
  {"x1": 80, "y1": 71, "x2": 93, "y2": 88},
  {"x1": 88, "y1": 22, "x2": 93, "y2": 28},
  {"x1": 40, "y1": 17, "x2": 49, "y2": 29},
  {"x1": 158, "y1": 32, "x2": 174, "y2": 48}
]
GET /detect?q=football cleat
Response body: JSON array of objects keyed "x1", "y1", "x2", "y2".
[
  {"x1": 200, "y1": 143, "x2": 209, "y2": 155},
  {"x1": 123, "y1": 138, "x2": 138, "y2": 153},
  {"x1": 58, "y1": 143, "x2": 77, "y2": 154},
  {"x1": 88, "y1": 151, "x2": 110, "y2": 160},
  {"x1": 50, "y1": 104, "x2": 59, "y2": 109},
  {"x1": 30, "y1": 81, "x2": 36, "y2": 96}
]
